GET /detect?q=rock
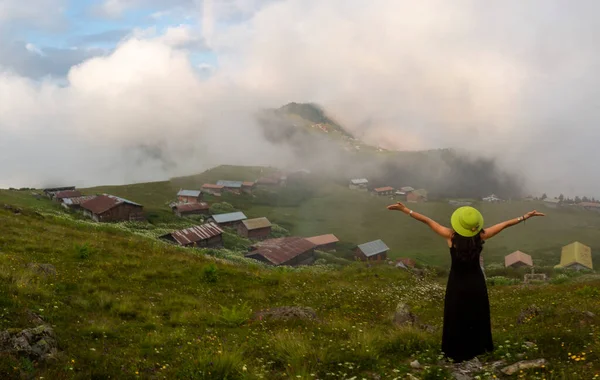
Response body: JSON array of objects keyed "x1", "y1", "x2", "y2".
[
  {"x1": 460, "y1": 357, "x2": 482, "y2": 372},
  {"x1": 452, "y1": 372, "x2": 472, "y2": 380},
  {"x1": 0, "y1": 325, "x2": 58, "y2": 361},
  {"x1": 410, "y1": 360, "x2": 421, "y2": 369},
  {"x1": 26, "y1": 310, "x2": 45, "y2": 325},
  {"x1": 584, "y1": 311, "x2": 596, "y2": 318},
  {"x1": 27, "y1": 263, "x2": 57, "y2": 277},
  {"x1": 3, "y1": 204, "x2": 22, "y2": 214},
  {"x1": 524, "y1": 342, "x2": 535, "y2": 348},
  {"x1": 419, "y1": 324, "x2": 436, "y2": 333},
  {"x1": 490, "y1": 360, "x2": 506, "y2": 369},
  {"x1": 517, "y1": 305, "x2": 541, "y2": 324},
  {"x1": 393, "y1": 303, "x2": 419, "y2": 326},
  {"x1": 252, "y1": 306, "x2": 317, "y2": 322},
  {"x1": 406, "y1": 374, "x2": 420, "y2": 380},
  {"x1": 501, "y1": 359, "x2": 547, "y2": 375}
]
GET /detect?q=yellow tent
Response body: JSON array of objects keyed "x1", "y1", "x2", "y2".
[{"x1": 555, "y1": 242, "x2": 593, "y2": 270}]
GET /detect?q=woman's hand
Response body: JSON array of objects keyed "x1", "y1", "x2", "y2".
[
  {"x1": 387, "y1": 202, "x2": 409, "y2": 213},
  {"x1": 524, "y1": 210, "x2": 545, "y2": 219}
]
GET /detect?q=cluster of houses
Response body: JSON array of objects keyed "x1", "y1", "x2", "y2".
[
  {"x1": 349, "y1": 179, "x2": 428, "y2": 202},
  {"x1": 44, "y1": 187, "x2": 145, "y2": 222},
  {"x1": 504, "y1": 241, "x2": 593, "y2": 271},
  {"x1": 543, "y1": 197, "x2": 600, "y2": 212},
  {"x1": 199, "y1": 173, "x2": 288, "y2": 197}
]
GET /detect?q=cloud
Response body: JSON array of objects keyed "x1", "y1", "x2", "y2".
[
  {"x1": 3, "y1": 0, "x2": 600, "y2": 196},
  {"x1": 95, "y1": 0, "x2": 195, "y2": 18},
  {"x1": 25, "y1": 43, "x2": 44, "y2": 56},
  {"x1": 0, "y1": 0, "x2": 67, "y2": 29}
]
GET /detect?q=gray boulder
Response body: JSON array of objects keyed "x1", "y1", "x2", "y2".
[
  {"x1": 0, "y1": 325, "x2": 58, "y2": 361},
  {"x1": 27, "y1": 263, "x2": 57, "y2": 277},
  {"x1": 393, "y1": 303, "x2": 418, "y2": 326}
]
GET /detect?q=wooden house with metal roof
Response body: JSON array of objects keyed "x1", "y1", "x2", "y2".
[
  {"x1": 246, "y1": 237, "x2": 316, "y2": 267},
  {"x1": 355, "y1": 239, "x2": 389, "y2": 262},
  {"x1": 80, "y1": 194, "x2": 144, "y2": 222},
  {"x1": 505, "y1": 250, "x2": 534, "y2": 268},
  {"x1": 555, "y1": 242, "x2": 593, "y2": 271},
  {"x1": 306, "y1": 234, "x2": 339, "y2": 252},
  {"x1": 177, "y1": 189, "x2": 203, "y2": 203},
  {"x1": 238, "y1": 217, "x2": 272, "y2": 240},
  {"x1": 159, "y1": 222, "x2": 224, "y2": 248}
]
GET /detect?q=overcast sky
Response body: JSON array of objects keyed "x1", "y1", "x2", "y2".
[{"x1": 1, "y1": 0, "x2": 599, "y2": 196}]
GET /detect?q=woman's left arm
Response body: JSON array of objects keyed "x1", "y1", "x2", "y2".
[{"x1": 481, "y1": 210, "x2": 545, "y2": 240}]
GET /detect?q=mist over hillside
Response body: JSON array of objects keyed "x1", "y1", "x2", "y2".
[{"x1": 258, "y1": 103, "x2": 524, "y2": 199}]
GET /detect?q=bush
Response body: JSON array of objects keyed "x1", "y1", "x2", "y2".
[
  {"x1": 270, "y1": 223, "x2": 290, "y2": 238},
  {"x1": 550, "y1": 274, "x2": 569, "y2": 284},
  {"x1": 217, "y1": 302, "x2": 252, "y2": 327},
  {"x1": 203, "y1": 263, "x2": 219, "y2": 283},
  {"x1": 75, "y1": 242, "x2": 92, "y2": 259},
  {"x1": 209, "y1": 202, "x2": 237, "y2": 215},
  {"x1": 486, "y1": 276, "x2": 520, "y2": 286},
  {"x1": 575, "y1": 285, "x2": 600, "y2": 298}
]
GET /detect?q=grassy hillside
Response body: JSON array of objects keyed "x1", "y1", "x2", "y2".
[
  {"x1": 83, "y1": 165, "x2": 600, "y2": 267},
  {"x1": 0, "y1": 190, "x2": 599, "y2": 378}
]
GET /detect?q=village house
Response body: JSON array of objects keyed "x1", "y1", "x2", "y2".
[
  {"x1": 407, "y1": 189, "x2": 428, "y2": 203},
  {"x1": 201, "y1": 184, "x2": 225, "y2": 196},
  {"x1": 505, "y1": 250, "x2": 534, "y2": 269},
  {"x1": 395, "y1": 257, "x2": 416, "y2": 269},
  {"x1": 177, "y1": 189, "x2": 202, "y2": 203},
  {"x1": 349, "y1": 178, "x2": 369, "y2": 191},
  {"x1": 61, "y1": 195, "x2": 97, "y2": 210},
  {"x1": 80, "y1": 194, "x2": 144, "y2": 222},
  {"x1": 53, "y1": 190, "x2": 82, "y2": 202},
  {"x1": 578, "y1": 202, "x2": 600, "y2": 212},
  {"x1": 355, "y1": 239, "x2": 389, "y2": 262},
  {"x1": 400, "y1": 186, "x2": 415, "y2": 193},
  {"x1": 217, "y1": 180, "x2": 244, "y2": 194},
  {"x1": 256, "y1": 176, "x2": 281, "y2": 187},
  {"x1": 245, "y1": 237, "x2": 316, "y2": 267},
  {"x1": 172, "y1": 202, "x2": 209, "y2": 217},
  {"x1": 482, "y1": 194, "x2": 502, "y2": 203},
  {"x1": 242, "y1": 181, "x2": 256, "y2": 194},
  {"x1": 555, "y1": 242, "x2": 593, "y2": 271},
  {"x1": 208, "y1": 211, "x2": 248, "y2": 228},
  {"x1": 238, "y1": 217, "x2": 272, "y2": 240},
  {"x1": 159, "y1": 222, "x2": 224, "y2": 248},
  {"x1": 544, "y1": 198, "x2": 561, "y2": 208},
  {"x1": 43, "y1": 186, "x2": 76, "y2": 199},
  {"x1": 373, "y1": 186, "x2": 394, "y2": 196},
  {"x1": 306, "y1": 234, "x2": 339, "y2": 252}
]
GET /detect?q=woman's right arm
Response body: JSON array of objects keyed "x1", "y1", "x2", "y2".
[{"x1": 387, "y1": 202, "x2": 453, "y2": 239}]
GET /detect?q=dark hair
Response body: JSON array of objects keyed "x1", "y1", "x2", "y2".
[{"x1": 451, "y1": 230, "x2": 485, "y2": 261}]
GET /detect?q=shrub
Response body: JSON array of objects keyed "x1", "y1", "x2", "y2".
[
  {"x1": 217, "y1": 302, "x2": 252, "y2": 327},
  {"x1": 270, "y1": 223, "x2": 290, "y2": 238},
  {"x1": 575, "y1": 285, "x2": 600, "y2": 298},
  {"x1": 75, "y1": 242, "x2": 92, "y2": 259},
  {"x1": 550, "y1": 274, "x2": 569, "y2": 284},
  {"x1": 209, "y1": 202, "x2": 237, "y2": 215},
  {"x1": 486, "y1": 276, "x2": 520, "y2": 286},
  {"x1": 203, "y1": 263, "x2": 219, "y2": 283}
]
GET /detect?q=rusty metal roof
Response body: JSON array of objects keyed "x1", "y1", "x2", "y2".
[
  {"x1": 161, "y1": 222, "x2": 223, "y2": 246},
  {"x1": 306, "y1": 234, "x2": 339, "y2": 246},
  {"x1": 177, "y1": 189, "x2": 202, "y2": 197},
  {"x1": 505, "y1": 251, "x2": 533, "y2": 267},
  {"x1": 242, "y1": 181, "x2": 255, "y2": 187},
  {"x1": 202, "y1": 184, "x2": 225, "y2": 189},
  {"x1": 246, "y1": 237, "x2": 316, "y2": 265},
  {"x1": 242, "y1": 217, "x2": 272, "y2": 230},
  {"x1": 174, "y1": 202, "x2": 209, "y2": 212},
  {"x1": 374, "y1": 186, "x2": 394, "y2": 192},
  {"x1": 62, "y1": 195, "x2": 97, "y2": 206},
  {"x1": 81, "y1": 194, "x2": 142, "y2": 214},
  {"x1": 54, "y1": 190, "x2": 82, "y2": 199},
  {"x1": 579, "y1": 202, "x2": 600, "y2": 208}
]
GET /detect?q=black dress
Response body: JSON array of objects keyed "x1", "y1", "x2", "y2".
[{"x1": 442, "y1": 247, "x2": 494, "y2": 362}]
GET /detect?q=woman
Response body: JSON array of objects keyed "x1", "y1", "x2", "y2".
[{"x1": 387, "y1": 203, "x2": 545, "y2": 363}]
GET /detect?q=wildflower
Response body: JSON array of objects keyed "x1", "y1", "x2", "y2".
[{"x1": 242, "y1": 365, "x2": 247, "y2": 372}]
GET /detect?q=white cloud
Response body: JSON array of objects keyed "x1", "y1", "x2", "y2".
[
  {"x1": 25, "y1": 43, "x2": 44, "y2": 56},
  {"x1": 0, "y1": 0, "x2": 66, "y2": 28},
  {"x1": 2, "y1": 0, "x2": 600, "y2": 195}
]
